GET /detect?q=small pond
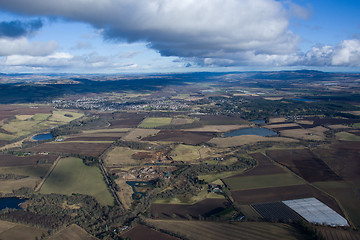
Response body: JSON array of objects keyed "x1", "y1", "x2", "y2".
[
  {"x1": 0, "y1": 197, "x2": 26, "y2": 211},
  {"x1": 224, "y1": 128, "x2": 278, "y2": 137},
  {"x1": 126, "y1": 181, "x2": 155, "y2": 200},
  {"x1": 32, "y1": 133, "x2": 54, "y2": 141}
]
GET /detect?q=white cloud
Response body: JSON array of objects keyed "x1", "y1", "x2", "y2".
[
  {"x1": 332, "y1": 39, "x2": 360, "y2": 66},
  {"x1": 0, "y1": 37, "x2": 58, "y2": 56},
  {"x1": 0, "y1": 0, "x2": 299, "y2": 63}
]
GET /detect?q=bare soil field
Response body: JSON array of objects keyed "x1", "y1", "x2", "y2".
[
  {"x1": 316, "y1": 225, "x2": 360, "y2": 240},
  {"x1": 146, "y1": 219, "x2": 306, "y2": 240},
  {"x1": 64, "y1": 136, "x2": 119, "y2": 141},
  {"x1": 279, "y1": 126, "x2": 328, "y2": 141},
  {"x1": 237, "y1": 153, "x2": 286, "y2": 177},
  {"x1": 123, "y1": 128, "x2": 160, "y2": 141},
  {"x1": 26, "y1": 142, "x2": 112, "y2": 157},
  {"x1": 184, "y1": 125, "x2": 248, "y2": 132},
  {"x1": 0, "y1": 105, "x2": 52, "y2": 121},
  {"x1": 107, "y1": 112, "x2": 147, "y2": 128},
  {"x1": 327, "y1": 125, "x2": 351, "y2": 130},
  {"x1": 266, "y1": 149, "x2": 341, "y2": 182},
  {"x1": 49, "y1": 224, "x2": 98, "y2": 240},
  {"x1": 209, "y1": 136, "x2": 298, "y2": 147},
  {"x1": 0, "y1": 154, "x2": 57, "y2": 167},
  {"x1": 0, "y1": 220, "x2": 47, "y2": 240},
  {"x1": 265, "y1": 123, "x2": 300, "y2": 129},
  {"x1": 122, "y1": 224, "x2": 179, "y2": 240},
  {"x1": 230, "y1": 184, "x2": 343, "y2": 216},
  {"x1": 143, "y1": 130, "x2": 216, "y2": 145},
  {"x1": 302, "y1": 117, "x2": 360, "y2": 127},
  {"x1": 0, "y1": 140, "x2": 9, "y2": 147},
  {"x1": 194, "y1": 115, "x2": 248, "y2": 125},
  {"x1": 314, "y1": 181, "x2": 360, "y2": 228},
  {"x1": 151, "y1": 199, "x2": 229, "y2": 219}
]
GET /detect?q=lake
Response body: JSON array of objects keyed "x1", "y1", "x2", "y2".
[
  {"x1": 224, "y1": 128, "x2": 278, "y2": 137},
  {"x1": 0, "y1": 197, "x2": 26, "y2": 210},
  {"x1": 32, "y1": 133, "x2": 54, "y2": 141}
]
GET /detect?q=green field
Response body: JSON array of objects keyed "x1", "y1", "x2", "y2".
[
  {"x1": 153, "y1": 189, "x2": 224, "y2": 205},
  {"x1": 146, "y1": 219, "x2": 306, "y2": 240},
  {"x1": 336, "y1": 132, "x2": 360, "y2": 141},
  {"x1": 40, "y1": 157, "x2": 114, "y2": 206},
  {"x1": 49, "y1": 110, "x2": 84, "y2": 123},
  {"x1": 138, "y1": 117, "x2": 172, "y2": 128},
  {"x1": 198, "y1": 170, "x2": 245, "y2": 184},
  {"x1": 223, "y1": 173, "x2": 304, "y2": 191}
]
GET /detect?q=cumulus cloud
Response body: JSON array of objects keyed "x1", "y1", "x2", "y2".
[
  {"x1": 302, "y1": 39, "x2": 360, "y2": 67},
  {"x1": 0, "y1": 37, "x2": 58, "y2": 56},
  {"x1": 0, "y1": 0, "x2": 300, "y2": 63},
  {"x1": 0, "y1": 19, "x2": 43, "y2": 38},
  {"x1": 0, "y1": 0, "x2": 358, "y2": 69}
]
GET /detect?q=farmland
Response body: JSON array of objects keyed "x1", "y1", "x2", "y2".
[
  {"x1": 223, "y1": 173, "x2": 304, "y2": 191},
  {"x1": 26, "y1": 142, "x2": 112, "y2": 157},
  {"x1": 209, "y1": 135, "x2": 298, "y2": 147},
  {"x1": 151, "y1": 199, "x2": 229, "y2": 219},
  {"x1": 0, "y1": 71, "x2": 359, "y2": 239},
  {"x1": 146, "y1": 219, "x2": 307, "y2": 240},
  {"x1": 266, "y1": 149, "x2": 342, "y2": 182},
  {"x1": 122, "y1": 224, "x2": 178, "y2": 240},
  {"x1": 139, "y1": 117, "x2": 173, "y2": 128},
  {"x1": 0, "y1": 220, "x2": 47, "y2": 240},
  {"x1": 40, "y1": 157, "x2": 114, "y2": 206},
  {"x1": 143, "y1": 130, "x2": 216, "y2": 144},
  {"x1": 49, "y1": 224, "x2": 98, "y2": 240}
]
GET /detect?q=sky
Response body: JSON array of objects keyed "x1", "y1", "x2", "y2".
[{"x1": 0, "y1": 0, "x2": 359, "y2": 73}]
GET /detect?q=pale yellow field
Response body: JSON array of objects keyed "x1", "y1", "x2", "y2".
[
  {"x1": 327, "y1": 124, "x2": 351, "y2": 130},
  {"x1": 264, "y1": 97, "x2": 283, "y2": 100},
  {"x1": 170, "y1": 144, "x2": 218, "y2": 162},
  {"x1": 265, "y1": 123, "x2": 299, "y2": 129},
  {"x1": 0, "y1": 177, "x2": 40, "y2": 193},
  {"x1": 280, "y1": 126, "x2": 328, "y2": 141},
  {"x1": 209, "y1": 136, "x2": 298, "y2": 147},
  {"x1": 171, "y1": 118, "x2": 195, "y2": 125},
  {"x1": 184, "y1": 125, "x2": 248, "y2": 132},
  {"x1": 268, "y1": 117, "x2": 287, "y2": 123},
  {"x1": 15, "y1": 115, "x2": 33, "y2": 120},
  {"x1": 123, "y1": 128, "x2": 160, "y2": 141},
  {"x1": 49, "y1": 110, "x2": 84, "y2": 123},
  {"x1": 104, "y1": 147, "x2": 146, "y2": 166},
  {"x1": 295, "y1": 120, "x2": 314, "y2": 125},
  {"x1": 82, "y1": 128, "x2": 130, "y2": 134},
  {"x1": 115, "y1": 179, "x2": 133, "y2": 210}
]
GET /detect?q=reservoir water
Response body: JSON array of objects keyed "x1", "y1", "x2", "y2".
[
  {"x1": 0, "y1": 197, "x2": 26, "y2": 210},
  {"x1": 224, "y1": 128, "x2": 277, "y2": 137},
  {"x1": 32, "y1": 133, "x2": 54, "y2": 141}
]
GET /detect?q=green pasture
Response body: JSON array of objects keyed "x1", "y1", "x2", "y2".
[
  {"x1": 138, "y1": 117, "x2": 172, "y2": 128},
  {"x1": 40, "y1": 157, "x2": 114, "y2": 206}
]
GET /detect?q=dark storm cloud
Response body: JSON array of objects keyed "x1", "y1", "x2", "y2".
[{"x1": 0, "y1": 19, "x2": 43, "y2": 38}]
